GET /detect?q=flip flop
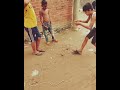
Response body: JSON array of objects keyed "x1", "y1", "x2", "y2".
[
  {"x1": 32, "y1": 52, "x2": 43, "y2": 56},
  {"x1": 37, "y1": 49, "x2": 45, "y2": 52}
]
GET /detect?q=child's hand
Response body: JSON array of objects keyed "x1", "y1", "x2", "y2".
[
  {"x1": 43, "y1": 24, "x2": 48, "y2": 29},
  {"x1": 75, "y1": 22, "x2": 81, "y2": 26},
  {"x1": 75, "y1": 22, "x2": 79, "y2": 25},
  {"x1": 44, "y1": 26, "x2": 48, "y2": 29},
  {"x1": 74, "y1": 20, "x2": 78, "y2": 22},
  {"x1": 74, "y1": 20, "x2": 82, "y2": 22}
]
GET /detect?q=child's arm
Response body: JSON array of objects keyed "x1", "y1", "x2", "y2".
[
  {"x1": 75, "y1": 15, "x2": 95, "y2": 30},
  {"x1": 48, "y1": 9, "x2": 52, "y2": 24},
  {"x1": 75, "y1": 16, "x2": 91, "y2": 23},
  {"x1": 39, "y1": 11, "x2": 48, "y2": 29}
]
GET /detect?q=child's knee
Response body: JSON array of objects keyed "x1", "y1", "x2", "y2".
[{"x1": 85, "y1": 37, "x2": 89, "y2": 40}]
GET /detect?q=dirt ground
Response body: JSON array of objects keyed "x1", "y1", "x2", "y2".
[{"x1": 24, "y1": 12, "x2": 96, "y2": 90}]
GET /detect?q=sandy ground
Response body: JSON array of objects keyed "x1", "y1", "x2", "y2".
[
  {"x1": 24, "y1": 13, "x2": 96, "y2": 90},
  {"x1": 24, "y1": 28, "x2": 96, "y2": 90}
]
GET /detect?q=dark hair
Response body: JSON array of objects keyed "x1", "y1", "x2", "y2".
[
  {"x1": 83, "y1": 3, "x2": 93, "y2": 11},
  {"x1": 41, "y1": 0, "x2": 47, "y2": 5},
  {"x1": 92, "y1": 1, "x2": 96, "y2": 9}
]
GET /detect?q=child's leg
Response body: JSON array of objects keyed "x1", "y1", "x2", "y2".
[
  {"x1": 25, "y1": 28, "x2": 41, "y2": 55},
  {"x1": 43, "y1": 29, "x2": 49, "y2": 42},
  {"x1": 73, "y1": 37, "x2": 89, "y2": 55},
  {"x1": 36, "y1": 37, "x2": 41, "y2": 50},
  {"x1": 31, "y1": 41, "x2": 37, "y2": 53},
  {"x1": 42, "y1": 23, "x2": 49, "y2": 43},
  {"x1": 78, "y1": 28, "x2": 95, "y2": 54},
  {"x1": 79, "y1": 37, "x2": 89, "y2": 52},
  {"x1": 35, "y1": 29, "x2": 45, "y2": 52},
  {"x1": 48, "y1": 24, "x2": 58, "y2": 42},
  {"x1": 32, "y1": 27, "x2": 43, "y2": 51},
  {"x1": 48, "y1": 24, "x2": 55, "y2": 40},
  {"x1": 91, "y1": 34, "x2": 96, "y2": 47}
]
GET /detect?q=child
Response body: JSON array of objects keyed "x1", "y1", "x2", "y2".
[
  {"x1": 92, "y1": 0, "x2": 96, "y2": 11},
  {"x1": 40, "y1": 0, "x2": 58, "y2": 45},
  {"x1": 74, "y1": 3, "x2": 96, "y2": 55},
  {"x1": 24, "y1": 0, "x2": 45, "y2": 56}
]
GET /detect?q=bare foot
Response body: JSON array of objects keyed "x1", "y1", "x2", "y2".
[
  {"x1": 52, "y1": 39, "x2": 58, "y2": 42},
  {"x1": 46, "y1": 42, "x2": 50, "y2": 45},
  {"x1": 32, "y1": 52, "x2": 43, "y2": 56}
]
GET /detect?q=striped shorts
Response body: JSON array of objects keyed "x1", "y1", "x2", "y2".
[{"x1": 24, "y1": 27, "x2": 41, "y2": 42}]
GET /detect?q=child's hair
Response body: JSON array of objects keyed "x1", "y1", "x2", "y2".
[
  {"x1": 41, "y1": 0, "x2": 47, "y2": 5},
  {"x1": 92, "y1": 1, "x2": 96, "y2": 9},
  {"x1": 83, "y1": 3, "x2": 93, "y2": 11}
]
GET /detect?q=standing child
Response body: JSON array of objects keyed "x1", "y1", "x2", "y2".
[
  {"x1": 40, "y1": 0, "x2": 58, "y2": 45},
  {"x1": 24, "y1": 0, "x2": 45, "y2": 56},
  {"x1": 74, "y1": 3, "x2": 96, "y2": 55}
]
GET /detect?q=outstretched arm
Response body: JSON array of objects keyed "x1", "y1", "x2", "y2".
[
  {"x1": 75, "y1": 15, "x2": 91, "y2": 23},
  {"x1": 75, "y1": 15, "x2": 96, "y2": 30}
]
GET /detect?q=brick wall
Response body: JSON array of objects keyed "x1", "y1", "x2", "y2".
[
  {"x1": 24, "y1": 0, "x2": 95, "y2": 40},
  {"x1": 31, "y1": 0, "x2": 73, "y2": 32},
  {"x1": 24, "y1": 0, "x2": 73, "y2": 40}
]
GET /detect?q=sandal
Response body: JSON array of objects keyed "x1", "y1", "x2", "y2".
[
  {"x1": 32, "y1": 52, "x2": 43, "y2": 56},
  {"x1": 52, "y1": 39, "x2": 58, "y2": 42},
  {"x1": 37, "y1": 49, "x2": 45, "y2": 52}
]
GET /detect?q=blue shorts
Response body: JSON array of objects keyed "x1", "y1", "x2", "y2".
[{"x1": 25, "y1": 27, "x2": 41, "y2": 42}]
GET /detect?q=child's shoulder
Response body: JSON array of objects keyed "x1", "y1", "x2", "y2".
[{"x1": 46, "y1": 8, "x2": 49, "y2": 11}]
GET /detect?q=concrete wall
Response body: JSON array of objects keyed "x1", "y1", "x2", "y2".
[{"x1": 80, "y1": 0, "x2": 94, "y2": 8}]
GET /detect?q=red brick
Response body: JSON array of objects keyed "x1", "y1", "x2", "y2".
[{"x1": 30, "y1": 0, "x2": 73, "y2": 29}]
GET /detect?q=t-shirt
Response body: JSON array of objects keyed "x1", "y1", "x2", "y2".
[{"x1": 24, "y1": 3, "x2": 37, "y2": 28}]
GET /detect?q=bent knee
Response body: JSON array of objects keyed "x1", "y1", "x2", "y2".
[{"x1": 85, "y1": 37, "x2": 89, "y2": 40}]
